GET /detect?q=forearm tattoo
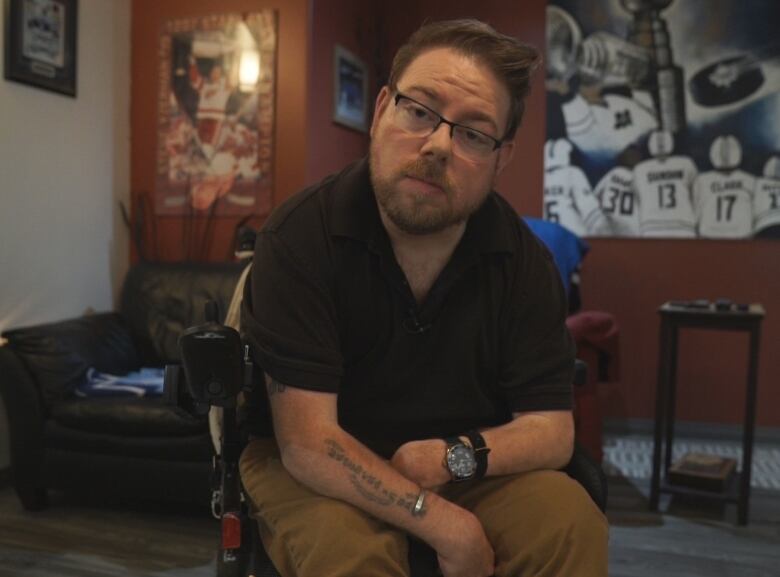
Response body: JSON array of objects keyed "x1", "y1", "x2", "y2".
[
  {"x1": 324, "y1": 439, "x2": 427, "y2": 518},
  {"x1": 266, "y1": 378, "x2": 287, "y2": 397}
]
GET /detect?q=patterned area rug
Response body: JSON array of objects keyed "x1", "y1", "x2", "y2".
[{"x1": 603, "y1": 435, "x2": 780, "y2": 491}]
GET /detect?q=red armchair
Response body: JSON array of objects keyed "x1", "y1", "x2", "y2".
[{"x1": 566, "y1": 311, "x2": 620, "y2": 463}]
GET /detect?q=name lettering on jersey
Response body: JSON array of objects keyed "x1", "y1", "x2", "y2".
[
  {"x1": 545, "y1": 185, "x2": 565, "y2": 197},
  {"x1": 612, "y1": 175, "x2": 632, "y2": 188},
  {"x1": 712, "y1": 179, "x2": 746, "y2": 193},
  {"x1": 648, "y1": 170, "x2": 684, "y2": 183}
]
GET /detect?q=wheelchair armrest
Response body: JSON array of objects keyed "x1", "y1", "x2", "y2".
[{"x1": 563, "y1": 442, "x2": 608, "y2": 512}]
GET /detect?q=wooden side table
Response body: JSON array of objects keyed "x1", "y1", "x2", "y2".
[{"x1": 648, "y1": 301, "x2": 765, "y2": 525}]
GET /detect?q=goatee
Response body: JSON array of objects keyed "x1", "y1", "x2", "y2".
[{"x1": 370, "y1": 155, "x2": 472, "y2": 235}]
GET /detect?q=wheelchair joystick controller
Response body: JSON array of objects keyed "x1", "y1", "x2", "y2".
[{"x1": 178, "y1": 301, "x2": 245, "y2": 410}]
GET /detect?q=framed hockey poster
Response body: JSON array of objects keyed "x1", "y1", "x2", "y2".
[
  {"x1": 545, "y1": 1, "x2": 780, "y2": 239},
  {"x1": 4, "y1": 0, "x2": 77, "y2": 96},
  {"x1": 156, "y1": 12, "x2": 277, "y2": 216}
]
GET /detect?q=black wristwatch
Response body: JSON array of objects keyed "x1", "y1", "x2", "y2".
[{"x1": 443, "y1": 431, "x2": 491, "y2": 482}]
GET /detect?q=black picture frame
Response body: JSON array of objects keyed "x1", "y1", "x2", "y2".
[{"x1": 4, "y1": 0, "x2": 77, "y2": 97}]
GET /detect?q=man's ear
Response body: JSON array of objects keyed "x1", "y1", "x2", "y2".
[
  {"x1": 494, "y1": 141, "x2": 515, "y2": 180},
  {"x1": 370, "y1": 86, "x2": 391, "y2": 138}
]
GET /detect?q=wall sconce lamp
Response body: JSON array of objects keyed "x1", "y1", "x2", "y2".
[
  {"x1": 239, "y1": 49, "x2": 260, "y2": 91},
  {"x1": 237, "y1": 19, "x2": 260, "y2": 92}
]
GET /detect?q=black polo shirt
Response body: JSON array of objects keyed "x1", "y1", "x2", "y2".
[{"x1": 241, "y1": 158, "x2": 574, "y2": 458}]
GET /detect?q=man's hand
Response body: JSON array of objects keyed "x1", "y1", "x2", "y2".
[
  {"x1": 434, "y1": 510, "x2": 495, "y2": 577},
  {"x1": 389, "y1": 439, "x2": 451, "y2": 489}
]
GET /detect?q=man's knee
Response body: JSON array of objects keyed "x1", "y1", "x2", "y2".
[
  {"x1": 466, "y1": 471, "x2": 607, "y2": 577},
  {"x1": 511, "y1": 471, "x2": 608, "y2": 576},
  {"x1": 533, "y1": 470, "x2": 607, "y2": 531}
]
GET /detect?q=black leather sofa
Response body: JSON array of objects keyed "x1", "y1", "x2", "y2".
[{"x1": 0, "y1": 261, "x2": 244, "y2": 510}]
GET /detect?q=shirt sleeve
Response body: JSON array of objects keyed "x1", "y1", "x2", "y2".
[
  {"x1": 498, "y1": 227, "x2": 575, "y2": 413},
  {"x1": 241, "y1": 230, "x2": 343, "y2": 392}
]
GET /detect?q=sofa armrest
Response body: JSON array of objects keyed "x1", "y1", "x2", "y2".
[
  {"x1": 1, "y1": 313, "x2": 140, "y2": 405},
  {"x1": 0, "y1": 345, "x2": 46, "y2": 492}
]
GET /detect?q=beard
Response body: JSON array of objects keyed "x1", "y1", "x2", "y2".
[{"x1": 369, "y1": 149, "x2": 491, "y2": 235}]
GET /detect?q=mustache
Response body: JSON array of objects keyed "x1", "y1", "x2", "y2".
[{"x1": 403, "y1": 159, "x2": 452, "y2": 192}]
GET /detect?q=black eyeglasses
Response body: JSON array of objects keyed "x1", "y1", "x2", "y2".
[{"x1": 392, "y1": 92, "x2": 504, "y2": 159}]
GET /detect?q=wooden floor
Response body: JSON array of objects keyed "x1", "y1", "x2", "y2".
[
  {"x1": 608, "y1": 476, "x2": 780, "y2": 577},
  {"x1": 0, "y1": 488, "x2": 218, "y2": 577},
  {"x1": 0, "y1": 475, "x2": 779, "y2": 577}
]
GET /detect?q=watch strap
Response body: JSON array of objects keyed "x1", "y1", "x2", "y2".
[
  {"x1": 464, "y1": 429, "x2": 490, "y2": 479},
  {"x1": 444, "y1": 435, "x2": 462, "y2": 447}
]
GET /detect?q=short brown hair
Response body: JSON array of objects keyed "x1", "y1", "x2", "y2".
[{"x1": 387, "y1": 19, "x2": 541, "y2": 141}]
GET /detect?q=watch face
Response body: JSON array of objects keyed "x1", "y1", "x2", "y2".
[{"x1": 447, "y1": 444, "x2": 477, "y2": 480}]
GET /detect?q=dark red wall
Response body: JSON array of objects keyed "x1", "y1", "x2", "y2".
[
  {"x1": 583, "y1": 239, "x2": 780, "y2": 427},
  {"x1": 306, "y1": 0, "x2": 376, "y2": 184}
]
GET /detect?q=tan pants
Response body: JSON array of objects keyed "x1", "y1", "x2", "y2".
[{"x1": 239, "y1": 438, "x2": 608, "y2": 577}]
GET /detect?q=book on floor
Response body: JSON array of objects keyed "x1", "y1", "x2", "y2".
[{"x1": 668, "y1": 452, "x2": 738, "y2": 492}]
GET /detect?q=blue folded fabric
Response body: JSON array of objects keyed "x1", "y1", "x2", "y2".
[
  {"x1": 75, "y1": 367, "x2": 165, "y2": 398},
  {"x1": 522, "y1": 217, "x2": 589, "y2": 295}
]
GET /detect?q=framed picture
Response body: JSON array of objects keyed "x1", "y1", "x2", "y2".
[
  {"x1": 155, "y1": 12, "x2": 278, "y2": 216},
  {"x1": 4, "y1": 0, "x2": 77, "y2": 97},
  {"x1": 333, "y1": 44, "x2": 368, "y2": 132}
]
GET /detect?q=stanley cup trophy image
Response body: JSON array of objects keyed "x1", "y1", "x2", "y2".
[
  {"x1": 621, "y1": 0, "x2": 687, "y2": 135},
  {"x1": 547, "y1": 1, "x2": 687, "y2": 138}
]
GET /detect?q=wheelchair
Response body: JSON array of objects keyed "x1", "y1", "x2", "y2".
[{"x1": 166, "y1": 301, "x2": 607, "y2": 577}]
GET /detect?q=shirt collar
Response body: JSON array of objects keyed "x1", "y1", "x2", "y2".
[{"x1": 329, "y1": 156, "x2": 515, "y2": 256}]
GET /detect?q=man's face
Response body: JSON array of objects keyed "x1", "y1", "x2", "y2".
[{"x1": 369, "y1": 47, "x2": 515, "y2": 235}]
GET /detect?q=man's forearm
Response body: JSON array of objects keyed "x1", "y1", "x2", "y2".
[
  {"x1": 390, "y1": 410, "x2": 574, "y2": 488},
  {"x1": 480, "y1": 410, "x2": 574, "y2": 477},
  {"x1": 277, "y1": 424, "x2": 475, "y2": 552}
]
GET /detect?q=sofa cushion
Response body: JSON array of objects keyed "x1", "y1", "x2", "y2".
[
  {"x1": 44, "y1": 421, "x2": 213, "y2": 462},
  {"x1": 50, "y1": 397, "x2": 207, "y2": 437},
  {"x1": 3, "y1": 313, "x2": 139, "y2": 404},
  {"x1": 120, "y1": 262, "x2": 244, "y2": 365}
]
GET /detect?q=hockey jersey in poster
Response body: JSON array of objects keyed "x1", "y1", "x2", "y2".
[
  {"x1": 594, "y1": 166, "x2": 640, "y2": 236},
  {"x1": 633, "y1": 155, "x2": 698, "y2": 237},
  {"x1": 693, "y1": 170, "x2": 755, "y2": 238},
  {"x1": 753, "y1": 176, "x2": 780, "y2": 234},
  {"x1": 544, "y1": 164, "x2": 609, "y2": 237}
]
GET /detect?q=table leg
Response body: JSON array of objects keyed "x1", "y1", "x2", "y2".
[
  {"x1": 738, "y1": 323, "x2": 761, "y2": 525},
  {"x1": 663, "y1": 324, "x2": 679, "y2": 474},
  {"x1": 650, "y1": 317, "x2": 671, "y2": 511}
]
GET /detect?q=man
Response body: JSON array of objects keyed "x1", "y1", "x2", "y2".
[{"x1": 240, "y1": 19, "x2": 608, "y2": 577}]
